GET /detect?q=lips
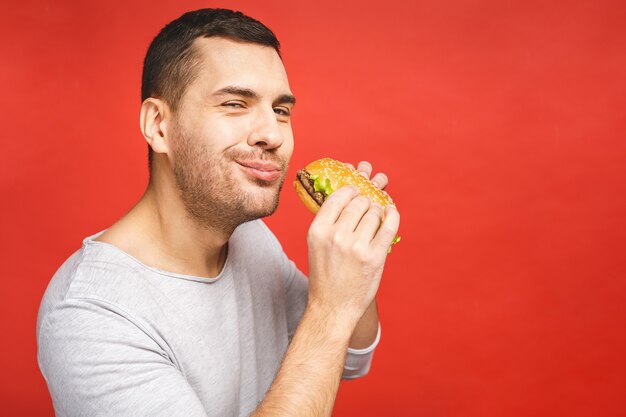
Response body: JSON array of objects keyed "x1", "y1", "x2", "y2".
[{"x1": 236, "y1": 160, "x2": 283, "y2": 182}]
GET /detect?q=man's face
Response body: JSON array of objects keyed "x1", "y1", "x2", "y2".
[{"x1": 168, "y1": 37, "x2": 295, "y2": 231}]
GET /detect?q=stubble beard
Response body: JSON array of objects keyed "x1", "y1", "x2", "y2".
[{"x1": 171, "y1": 124, "x2": 287, "y2": 234}]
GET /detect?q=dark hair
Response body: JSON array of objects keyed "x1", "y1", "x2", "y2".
[{"x1": 141, "y1": 8, "x2": 281, "y2": 171}]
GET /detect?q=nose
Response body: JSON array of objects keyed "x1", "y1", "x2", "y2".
[{"x1": 247, "y1": 107, "x2": 285, "y2": 150}]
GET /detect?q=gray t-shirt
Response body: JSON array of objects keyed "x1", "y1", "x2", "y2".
[{"x1": 37, "y1": 219, "x2": 380, "y2": 417}]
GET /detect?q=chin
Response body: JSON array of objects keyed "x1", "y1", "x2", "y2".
[{"x1": 242, "y1": 179, "x2": 283, "y2": 217}]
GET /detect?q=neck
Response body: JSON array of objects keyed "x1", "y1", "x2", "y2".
[{"x1": 96, "y1": 167, "x2": 232, "y2": 278}]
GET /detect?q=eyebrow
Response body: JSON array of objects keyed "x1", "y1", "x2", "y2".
[
  {"x1": 212, "y1": 86, "x2": 296, "y2": 106},
  {"x1": 275, "y1": 94, "x2": 296, "y2": 106}
]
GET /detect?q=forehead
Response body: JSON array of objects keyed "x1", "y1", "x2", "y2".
[{"x1": 191, "y1": 37, "x2": 291, "y2": 95}]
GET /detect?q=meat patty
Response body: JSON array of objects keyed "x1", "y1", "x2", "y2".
[{"x1": 297, "y1": 170, "x2": 325, "y2": 206}]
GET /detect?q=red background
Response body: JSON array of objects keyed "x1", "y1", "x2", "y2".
[{"x1": 1, "y1": 0, "x2": 625, "y2": 416}]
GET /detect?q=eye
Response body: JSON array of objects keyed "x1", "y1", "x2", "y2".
[
  {"x1": 274, "y1": 107, "x2": 291, "y2": 117},
  {"x1": 223, "y1": 101, "x2": 246, "y2": 109}
]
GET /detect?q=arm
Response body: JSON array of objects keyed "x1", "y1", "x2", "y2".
[
  {"x1": 349, "y1": 299, "x2": 379, "y2": 349},
  {"x1": 252, "y1": 299, "x2": 359, "y2": 416},
  {"x1": 252, "y1": 182, "x2": 400, "y2": 416}
]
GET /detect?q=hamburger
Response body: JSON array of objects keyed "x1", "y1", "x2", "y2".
[{"x1": 294, "y1": 157, "x2": 400, "y2": 249}]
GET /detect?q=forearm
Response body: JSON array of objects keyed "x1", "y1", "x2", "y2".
[
  {"x1": 251, "y1": 301, "x2": 359, "y2": 417},
  {"x1": 349, "y1": 299, "x2": 379, "y2": 349}
]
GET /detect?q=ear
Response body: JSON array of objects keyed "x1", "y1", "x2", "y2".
[{"x1": 140, "y1": 98, "x2": 170, "y2": 155}]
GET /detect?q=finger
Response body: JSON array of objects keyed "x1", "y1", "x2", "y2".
[
  {"x1": 356, "y1": 161, "x2": 373, "y2": 179},
  {"x1": 371, "y1": 205, "x2": 400, "y2": 251},
  {"x1": 355, "y1": 202, "x2": 384, "y2": 241},
  {"x1": 370, "y1": 172, "x2": 388, "y2": 190},
  {"x1": 311, "y1": 185, "x2": 359, "y2": 227},
  {"x1": 335, "y1": 195, "x2": 372, "y2": 232}
]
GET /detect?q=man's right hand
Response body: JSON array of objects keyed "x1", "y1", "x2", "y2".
[
  {"x1": 305, "y1": 185, "x2": 401, "y2": 325},
  {"x1": 252, "y1": 184, "x2": 400, "y2": 417}
]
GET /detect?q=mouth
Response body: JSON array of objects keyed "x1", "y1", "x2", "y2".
[{"x1": 236, "y1": 160, "x2": 283, "y2": 182}]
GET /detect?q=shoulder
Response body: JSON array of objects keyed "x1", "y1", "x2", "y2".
[
  {"x1": 37, "y1": 247, "x2": 87, "y2": 325},
  {"x1": 37, "y1": 239, "x2": 151, "y2": 333}
]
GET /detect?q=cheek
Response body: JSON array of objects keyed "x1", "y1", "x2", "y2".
[
  {"x1": 200, "y1": 117, "x2": 251, "y2": 151},
  {"x1": 281, "y1": 127, "x2": 295, "y2": 155},
  {"x1": 284, "y1": 140, "x2": 294, "y2": 159}
]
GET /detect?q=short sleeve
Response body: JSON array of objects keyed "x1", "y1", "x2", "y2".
[
  {"x1": 37, "y1": 297, "x2": 209, "y2": 417},
  {"x1": 343, "y1": 322, "x2": 381, "y2": 379}
]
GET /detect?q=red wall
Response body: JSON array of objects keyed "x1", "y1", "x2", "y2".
[{"x1": 2, "y1": 1, "x2": 625, "y2": 416}]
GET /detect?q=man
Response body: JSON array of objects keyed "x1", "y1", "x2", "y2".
[{"x1": 37, "y1": 8, "x2": 400, "y2": 417}]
